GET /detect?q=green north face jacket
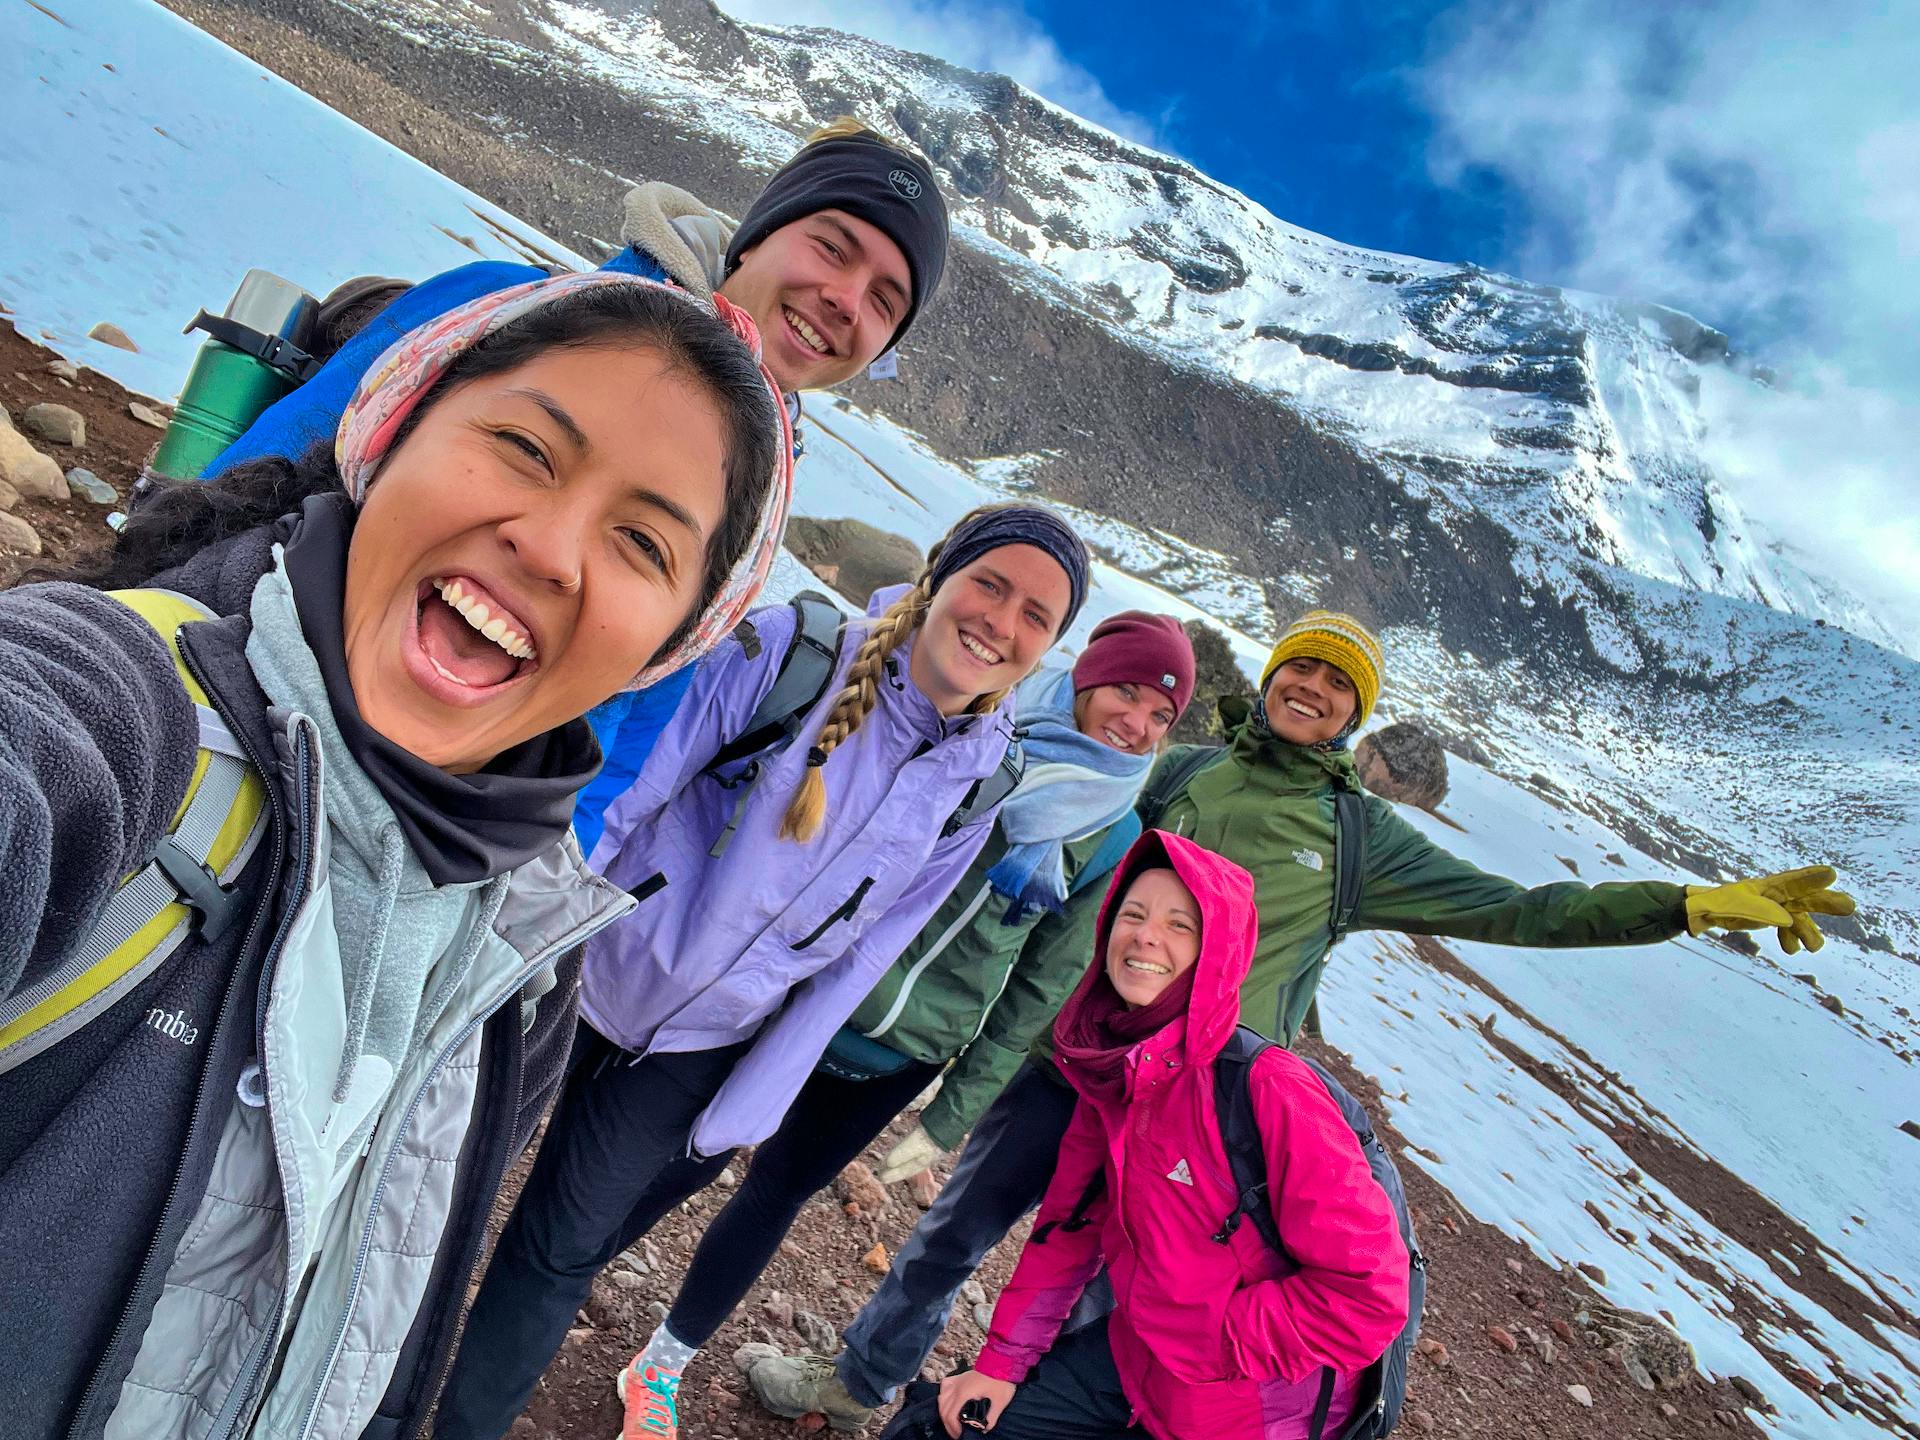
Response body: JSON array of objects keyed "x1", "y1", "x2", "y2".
[
  {"x1": 845, "y1": 823, "x2": 1127, "y2": 1149},
  {"x1": 1035, "y1": 696, "x2": 1688, "y2": 1050}
]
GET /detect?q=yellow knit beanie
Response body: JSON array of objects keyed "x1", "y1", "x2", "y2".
[{"x1": 1260, "y1": 610, "x2": 1384, "y2": 728}]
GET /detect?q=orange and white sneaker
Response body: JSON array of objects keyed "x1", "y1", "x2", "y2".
[{"x1": 615, "y1": 1356, "x2": 683, "y2": 1440}]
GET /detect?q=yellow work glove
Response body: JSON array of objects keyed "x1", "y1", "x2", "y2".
[
  {"x1": 1685, "y1": 866, "x2": 1856, "y2": 955},
  {"x1": 876, "y1": 1123, "x2": 945, "y2": 1185}
]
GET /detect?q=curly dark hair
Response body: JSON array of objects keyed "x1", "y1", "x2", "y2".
[{"x1": 30, "y1": 281, "x2": 781, "y2": 663}]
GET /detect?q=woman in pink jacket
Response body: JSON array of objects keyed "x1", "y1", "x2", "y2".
[{"x1": 897, "y1": 830, "x2": 1408, "y2": 1440}]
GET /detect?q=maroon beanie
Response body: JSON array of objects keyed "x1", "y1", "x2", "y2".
[{"x1": 1071, "y1": 611, "x2": 1196, "y2": 716}]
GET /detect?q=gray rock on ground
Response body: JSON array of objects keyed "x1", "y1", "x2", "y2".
[
  {"x1": 784, "y1": 516, "x2": 924, "y2": 605},
  {"x1": 47, "y1": 359, "x2": 80, "y2": 382},
  {"x1": 128, "y1": 401, "x2": 170, "y2": 430},
  {"x1": 23, "y1": 402, "x2": 86, "y2": 447},
  {"x1": 0, "y1": 477, "x2": 19, "y2": 511},
  {"x1": 0, "y1": 511, "x2": 44, "y2": 557},
  {"x1": 1355, "y1": 721, "x2": 1451, "y2": 810},
  {"x1": 66, "y1": 468, "x2": 118, "y2": 505}
]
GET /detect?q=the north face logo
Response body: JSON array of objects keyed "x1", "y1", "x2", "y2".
[
  {"x1": 887, "y1": 167, "x2": 924, "y2": 200},
  {"x1": 1292, "y1": 848, "x2": 1325, "y2": 872},
  {"x1": 145, "y1": 1006, "x2": 199, "y2": 1047},
  {"x1": 1166, "y1": 1158, "x2": 1194, "y2": 1186}
]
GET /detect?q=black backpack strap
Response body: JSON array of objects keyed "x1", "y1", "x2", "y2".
[
  {"x1": 1208, "y1": 1027, "x2": 1287, "y2": 1257},
  {"x1": 1032, "y1": 1168, "x2": 1106, "y2": 1245},
  {"x1": 941, "y1": 734, "x2": 1025, "y2": 839},
  {"x1": 1307, "y1": 1366, "x2": 1337, "y2": 1440},
  {"x1": 702, "y1": 591, "x2": 844, "y2": 858},
  {"x1": 1330, "y1": 787, "x2": 1368, "y2": 943},
  {"x1": 1138, "y1": 745, "x2": 1224, "y2": 830}
]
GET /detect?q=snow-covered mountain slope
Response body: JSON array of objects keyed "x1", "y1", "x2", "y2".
[
  {"x1": 528, "y1": 0, "x2": 1903, "y2": 659},
  {"x1": 3, "y1": 3, "x2": 1915, "y2": 1432}
]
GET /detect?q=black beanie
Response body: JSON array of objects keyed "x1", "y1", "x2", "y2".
[{"x1": 725, "y1": 134, "x2": 950, "y2": 350}]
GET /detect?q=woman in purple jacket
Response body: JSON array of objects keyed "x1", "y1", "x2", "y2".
[{"x1": 437, "y1": 504, "x2": 1092, "y2": 1440}]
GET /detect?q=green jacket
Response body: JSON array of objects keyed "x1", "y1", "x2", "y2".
[
  {"x1": 846, "y1": 823, "x2": 1126, "y2": 1149},
  {"x1": 1035, "y1": 697, "x2": 1688, "y2": 1050}
]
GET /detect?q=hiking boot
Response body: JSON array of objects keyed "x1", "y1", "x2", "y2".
[
  {"x1": 615, "y1": 1356, "x2": 683, "y2": 1440},
  {"x1": 746, "y1": 1353, "x2": 877, "y2": 1433}
]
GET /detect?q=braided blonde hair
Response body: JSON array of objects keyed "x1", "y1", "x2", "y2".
[{"x1": 780, "y1": 508, "x2": 1021, "y2": 842}]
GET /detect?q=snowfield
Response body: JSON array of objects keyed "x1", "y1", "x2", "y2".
[{"x1": 3, "y1": 3, "x2": 1915, "y2": 1435}]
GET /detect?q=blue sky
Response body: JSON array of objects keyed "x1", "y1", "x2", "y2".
[{"x1": 1013, "y1": 0, "x2": 1526, "y2": 274}]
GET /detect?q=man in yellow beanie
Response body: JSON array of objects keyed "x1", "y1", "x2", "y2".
[{"x1": 748, "y1": 605, "x2": 1856, "y2": 1430}]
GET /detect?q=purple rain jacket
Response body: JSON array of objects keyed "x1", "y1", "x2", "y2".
[{"x1": 581, "y1": 589, "x2": 1018, "y2": 1155}]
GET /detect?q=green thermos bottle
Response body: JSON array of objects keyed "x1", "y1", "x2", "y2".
[{"x1": 148, "y1": 269, "x2": 321, "y2": 482}]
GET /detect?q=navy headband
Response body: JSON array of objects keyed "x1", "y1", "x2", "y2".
[
  {"x1": 726, "y1": 135, "x2": 950, "y2": 350},
  {"x1": 929, "y1": 507, "x2": 1090, "y2": 636}
]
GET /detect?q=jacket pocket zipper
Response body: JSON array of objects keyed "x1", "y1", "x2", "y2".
[{"x1": 792, "y1": 876, "x2": 875, "y2": 950}]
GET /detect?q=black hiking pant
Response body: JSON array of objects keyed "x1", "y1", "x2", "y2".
[
  {"x1": 434, "y1": 1021, "x2": 752, "y2": 1440},
  {"x1": 879, "y1": 1317, "x2": 1146, "y2": 1440},
  {"x1": 614, "y1": 1055, "x2": 943, "y2": 1346},
  {"x1": 838, "y1": 1059, "x2": 1082, "y2": 1406}
]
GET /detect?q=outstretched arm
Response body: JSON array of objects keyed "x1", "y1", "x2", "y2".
[{"x1": 0, "y1": 583, "x2": 196, "y2": 1000}]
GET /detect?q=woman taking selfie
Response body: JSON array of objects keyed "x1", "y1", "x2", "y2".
[{"x1": 0, "y1": 270, "x2": 789, "y2": 1440}]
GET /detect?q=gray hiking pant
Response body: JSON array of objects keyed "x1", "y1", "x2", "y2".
[{"x1": 836, "y1": 1060, "x2": 1106, "y2": 1407}]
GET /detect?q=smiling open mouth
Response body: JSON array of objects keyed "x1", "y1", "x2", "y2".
[
  {"x1": 408, "y1": 575, "x2": 539, "y2": 702},
  {"x1": 783, "y1": 305, "x2": 832, "y2": 356},
  {"x1": 958, "y1": 630, "x2": 1003, "y2": 666}
]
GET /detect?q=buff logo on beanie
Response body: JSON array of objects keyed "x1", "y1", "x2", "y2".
[{"x1": 888, "y1": 167, "x2": 924, "y2": 200}]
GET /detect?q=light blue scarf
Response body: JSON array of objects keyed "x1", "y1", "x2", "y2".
[{"x1": 985, "y1": 667, "x2": 1155, "y2": 921}]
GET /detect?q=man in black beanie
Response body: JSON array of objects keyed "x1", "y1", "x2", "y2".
[{"x1": 718, "y1": 118, "x2": 950, "y2": 390}]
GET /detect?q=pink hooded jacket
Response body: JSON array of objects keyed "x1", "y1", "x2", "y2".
[{"x1": 976, "y1": 830, "x2": 1409, "y2": 1439}]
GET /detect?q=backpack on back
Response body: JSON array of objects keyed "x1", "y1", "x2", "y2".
[
  {"x1": 0, "y1": 590, "x2": 270, "y2": 1075},
  {"x1": 1036, "y1": 1027, "x2": 1426, "y2": 1440},
  {"x1": 700, "y1": 590, "x2": 1024, "y2": 860}
]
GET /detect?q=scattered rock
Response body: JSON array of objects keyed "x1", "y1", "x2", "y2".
[
  {"x1": 1504, "y1": 1258, "x2": 1524, "y2": 1276},
  {"x1": 1487, "y1": 1324, "x2": 1518, "y2": 1354},
  {"x1": 1355, "y1": 721, "x2": 1451, "y2": 809},
  {"x1": 1415, "y1": 1337, "x2": 1450, "y2": 1367},
  {"x1": 87, "y1": 321, "x2": 139, "y2": 352},
  {"x1": 128, "y1": 400, "x2": 169, "y2": 430},
  {"x1": 46, "y1": 359, "x2": 79, "y2": 382},
  {"x1": 1168, "y1": 618, "x2": 1257, "y2": 747},
  {"x1": 960, "y1": 1280, "x2": 988, "y2": 1307},
  {"x1": 715, "y1": 1165, "x2": 738, "y2": 1188},
  {"x1": 1728, "y1": 1375, "x2": 1770, "y2": 1411},
  {"x1": 1819, "y1": 994, "x2": 1845, "y2": 1016},
  {"x1": 0, "y1": 511, "x2": 43, "y2": 557},
  {"x1": 835, "y1": 1162, "x2": 889, "y2": 1214},
  {"x1": 784, "y1": 516, "x2": 923, "y2": 604},
  {"x1": 1901, "y1": 1120, "x2": 1920, "y2": 1141},
  {"x1": 1660, "y1": 1402, "x2": 1680, "y2": 1419},
  {"x1": 971, "y1": 1302, "x2": 992, "y2": 1330},
  {"x1": 1566, "y1": 1383, "x2": 1593, "y2": 1408},
  {"x1": 765, "y1": 1295, "x2": 795, "y2": 1330},
  {"x1": 733, "y1": 1341, "x2": 783, "y2": 1376},
  {"x1": 646, "y1": 1300, "x2": 669, "y2": 1325},
  {"x1": 606, "y1": 1268, "x2": 646, "y2": 1292},
  {"x1": 67, "y1": 467, "x2": 117, "y2": 504},
  {"x1": 1714, "y1": 1409, "x2": 1738, "y2": 1428},
  {"x1": 0, "y1": 424, "x2": 69, "y2": 499},
  {"x1": 1576, "y1": 1262, "x2": 1608, "y2": 1286},
  {"x1": 22, "y1": 402, "x2": 85, "y2": 446},
  {"x1": 1406, "y1": 1409, "x2": 1435, "y2": 1433},
  {"x1": 906, "y1": 1169, "x2": 941, "y2": 1209},
  {"x1": 861, "y1": 1243, "x2": 890, "y2": 1274},
  {"x1": 794, "y1": 1309, "x2": 838, "y2": 1354},
  {"x1": 1550, "y1": 1319, "x2": 1575, "y2": 1343}
]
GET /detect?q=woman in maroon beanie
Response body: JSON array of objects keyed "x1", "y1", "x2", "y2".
[{"x1": 619, "y1": 612, "x2": 1196, "y2": 1423}]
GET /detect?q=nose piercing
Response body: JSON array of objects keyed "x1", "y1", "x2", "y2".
[{"x1": 557, "y1": 572, "x2": 582, "y2": 594}]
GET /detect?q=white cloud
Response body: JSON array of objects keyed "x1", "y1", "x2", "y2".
[
  {"x1": 709, "y1": 0, "x2": 1164, "y2": 148},
  {"x1": 1413, "y1": 0, "x2": 1920, "y2": 639}
]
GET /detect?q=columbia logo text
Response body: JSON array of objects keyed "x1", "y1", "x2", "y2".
[{"x1": 146, "y1": 1007, "x2": 200, "y2": 1047}]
